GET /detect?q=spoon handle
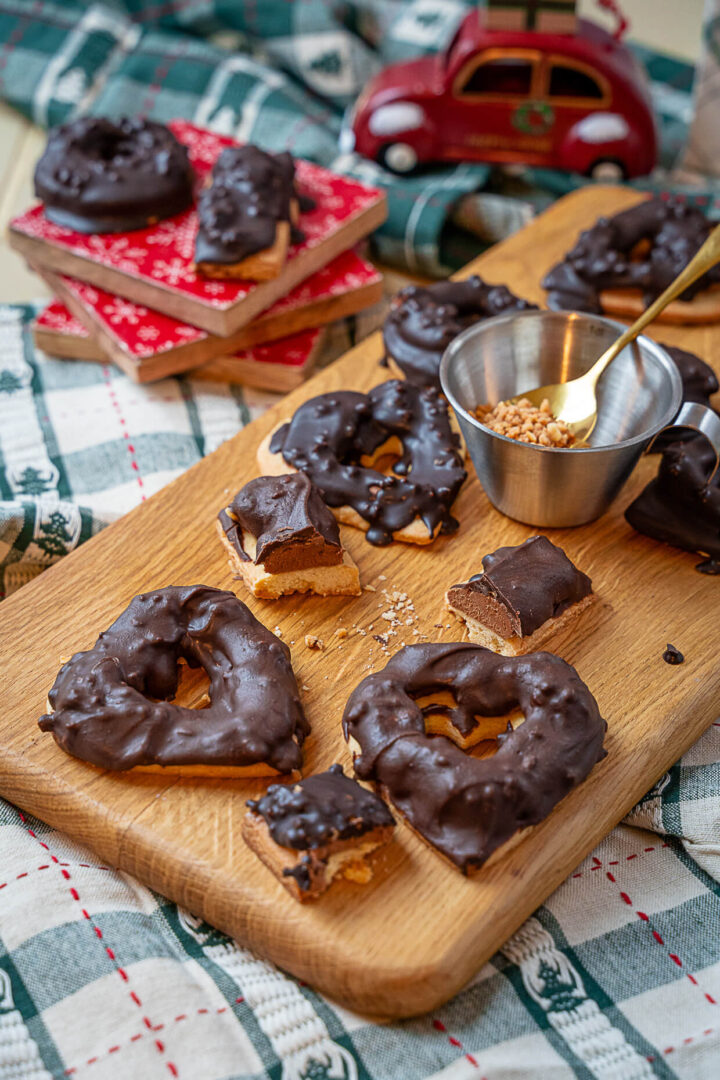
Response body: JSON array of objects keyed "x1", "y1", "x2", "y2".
[{"x1": 586, "y1": 220, "x2": 720, "y2": 386}]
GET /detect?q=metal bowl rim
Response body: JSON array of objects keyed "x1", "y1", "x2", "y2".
[{"x1": 439, "y1": 308, "x2": 684, "y2": 455}]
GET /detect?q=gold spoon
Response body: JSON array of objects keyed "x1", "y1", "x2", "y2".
[{"x1": 512, "y1": 219, "x2": 720, "y2": 442}]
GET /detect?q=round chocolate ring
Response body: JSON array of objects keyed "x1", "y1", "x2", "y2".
[
  {"x1": 257, "y1": 379, "x2": 467, "y2": 546},
  {"x1": 343, "y1": 643, "x2": 606, "y2": 872},
  {"x1": 39, "y1": 585, "x2": 309, "y2": 774},
  {"x1": 383, "y1": 277, "x2": 536, "y2": 389},
  {"x1": 34, "y1": 116, "x2": 194, "y2": 234}
]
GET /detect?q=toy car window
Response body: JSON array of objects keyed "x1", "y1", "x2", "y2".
[
  {"x1": 549, "y1": 64, "x2": 603, "y2": 100},
  {"x1": 461, "y1": 58, "x2": 532, "y2": 96}
]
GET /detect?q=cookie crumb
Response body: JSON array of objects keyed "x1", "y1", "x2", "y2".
[
  {"x1": 304, "y1": 634, "x2": 325, "y2": 650},
  {"x1": 273, "y1": 626, "x2": 283, "y2": 638},
  {"x1": 363, "y1": 584, "x2": 377, "y2": 592},
  {"x1": 335, "y1": 627, "x2": 348, "y2": 639}
]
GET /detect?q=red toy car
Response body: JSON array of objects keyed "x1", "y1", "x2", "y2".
[{"x1": 344, "y1": 12, "x2": 657, "y2": 179}]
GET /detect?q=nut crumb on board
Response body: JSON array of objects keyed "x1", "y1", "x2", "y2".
[{"x1": 304, "y1": 634, "x2": 325, "y2": 650}]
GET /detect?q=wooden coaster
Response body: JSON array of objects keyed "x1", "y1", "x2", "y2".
[
  {"x1": 33, "y1": 300, "x2": 326, "y2": 392},
  {"x1": 35, "y1": 250, "x2": 381, "y2": 382},
  {"x1": 601, "y1": 284, "x2": 720, "y2": 324},
  {"x1": 10, "y1": 120, "x2": 387, "y2": 336}
]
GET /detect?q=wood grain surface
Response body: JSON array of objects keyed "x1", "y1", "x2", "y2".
[{"x1": 1, "y1": 185, "x2": 718, "y2": 1020}]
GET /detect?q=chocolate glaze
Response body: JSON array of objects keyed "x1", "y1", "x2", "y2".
[
  {"x1": 34, "y1": 117, "x2": 193, "y2": 234},
  {"x1": 247, "y1": 763, "x2": 394, "y2": 857},
  {"x1": 269, "y1": 379, "x2": 467, "y2": 546},
  {"x1": 219, "y1": 473, "x2": 342, "y2": 573},
  {"x1": 625, "y1": 436, "x2": 720, "y2": 568},
  {"x1": 383, "y1": 276, "x2": 537, "y2": 389},
  {"x1": 343, "y1": 643, "x2": 606, "y2": 872},
  {"x1": 652, "y1": 345, "x2": 720, "y2": 453},
  {"x1": 283, "y1": 856, "x2": 313, "y2": 890},
  {"x1": 195, "y1": 145, "x2": 297, "y2": 266},
  {"x1": 543, "y1": 198, "x2": 720, "y2": 314},
  {"x1": 448, "y1": 536, "x2": 592, "y2": 638},
  {"x1": 38, "y1": 585, "x2": 308, "y2": 772},
  {"x1": 663, "y1": 644, "x2": 685, "y2": 665}
]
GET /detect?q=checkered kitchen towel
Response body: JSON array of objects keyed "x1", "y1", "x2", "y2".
[
  {"x1": 0, "y1": 0, "x2": 713, "y2": 276},
  {"x1": 2, "y1": 305, "x2": 720, "y2": 1078}
]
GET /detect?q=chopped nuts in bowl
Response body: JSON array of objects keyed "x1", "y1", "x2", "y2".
[{"x1": 475, "y1": 397, "x2": 576, "y2": 447}]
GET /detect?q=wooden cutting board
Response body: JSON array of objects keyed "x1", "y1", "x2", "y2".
[{"x1": 1, "y1": 185, "x2": 719, "y2": 1021}]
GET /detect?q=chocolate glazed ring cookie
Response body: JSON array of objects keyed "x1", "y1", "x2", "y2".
[
  {"x1": 343, "y1": 643, "x2": 607, "y2": 873},
  {"x1": 383, "y1": 276, "x2": 536, "y2": 389},
  {"x1": 543, "y1": 196, "x2": 720, "y2": 323},
  {"x1": 257, "y1": 379, "x2": 467, "y2": 546},
  {"x1": 34, "y1": 116, "x2": 194, "y2": 234},
  {"x1": 38, "y1": 585, "x2": 309, "y2": 776}
]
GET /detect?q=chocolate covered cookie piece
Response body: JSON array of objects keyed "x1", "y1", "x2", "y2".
[
  {"x1": 218, "y1": 473, "x2": 360, "y2": 598},
  {"x1": 195, "y1": 145, "x2": 299, "y2": 280},
  {"x1": 243, "y1": 764, "x2": 395, "y2": 901},
  {"x1": 625, "y1": 436, "x2": 720, "y2": 572},
  {"x1": 383, "y1": 276, "x2": 536, "y2": 389},
  {"x1": 446, "y1": 536, "x2": 595, "y2": 655}
]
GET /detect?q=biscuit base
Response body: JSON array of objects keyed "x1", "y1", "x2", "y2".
[
  {"x1": 195, "y1": 220, "x2": 292, "y2": 282},
  {"x1": 257, "y1": 424, "x2": 464, "y2": 547},
  {"x1": 445, "y1": 592, "x2": 596, "y2": 656},
  {"x1": 600, "y1": 284, "x2": 720, "y2": 325},
  {"x1": 242, "y1": 811, "x2": 393, "y2": 902},
  {"x1": 216, "y1": 519, "x2": 361, "y2": 599}
]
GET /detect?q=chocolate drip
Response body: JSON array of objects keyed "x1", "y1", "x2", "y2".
[
  {"x1": 448, "y1": 536, "x2": 592, "y2": 638},
  {"x1": 247, "y1": 763, "x2": 394, "y2": 852},
  {"x1": 34, "y1": 117, "x2": 193, "y2": 234},
  {"x1": 343, "y1": 643, "x2": 606, "y2": 872},
  {"x1": 652, "y1": 345, "x2": 720, "y2": 453},
  {"x1": 662, "y1": 644, "x2": 685, "y2": 665},
  {"x1": 269, "y1": 380, "x2": 466, "y2": 546},
  {"x1": 195, "y1": 145, "x2": 296, "y2": 265},
  {"x1": 282, "y1": 856, "x2": 312, "y2": 891},
  {"x1": 543, "y1": 197, "x2": 720, "y2": 313},
  {"x1": 383, "y1": 276, "x2": 536, "y2": 389},
  {"x1": 625, "y1": 436, "x2": 720, "y2": 564},
  {"x1": 219, "y1": 473, "x2": 342, "y2": 572},
  {"x1": 38, "y1": 585, "x2": 308, "y2": 772}
]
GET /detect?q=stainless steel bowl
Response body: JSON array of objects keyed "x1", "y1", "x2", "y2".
[{"x1": 440, "y1": 308, "x2": 720, "y2": 527}]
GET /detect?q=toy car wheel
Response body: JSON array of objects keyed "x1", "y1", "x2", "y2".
[
  {"x1": 588, "y1": 158, "x2": 627, "y2": 182},
  {"x1": 379, "y1": 142, "x2": 419, "y2": 175}
]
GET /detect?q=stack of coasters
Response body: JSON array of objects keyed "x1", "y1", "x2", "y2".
[
  {"x1": 33, "y1": 300, "x2": 327, "y2": 391},
  {"x1": 15, "y1": 121, "x2": 386, "y2": 388}
]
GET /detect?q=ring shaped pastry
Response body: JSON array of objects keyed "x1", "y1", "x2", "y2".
[
  {"x1": 343, "y1": 643, "x2": 606, "y2": 872},
  {"x1": 542, "y1": 196, "x2": 720, "y2": 322},
  {"x1": 257, "y1": 379, "x2": 467, "y2": 546},
  {"x1": 39, "y1": 585, "x2": 309, "y2": 776},
  {"x1": 33, "y1": 116, "x2": 194, "y2": 234},
  {"x1": 383, "y1": 277, "x2": 536, "y2": 389}
]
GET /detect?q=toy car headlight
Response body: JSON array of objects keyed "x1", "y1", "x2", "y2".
[{"x1": 367, "y1": 102, "x2": 425, "y2": 138}]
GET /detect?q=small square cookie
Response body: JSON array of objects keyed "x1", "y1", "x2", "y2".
[
  {"x1": 243, "y1": 764, "x2": 395, "y2": 902},
  {"x1": 194, "y1": 145, "x2": 299, "y2": 281},
  {"x1": 218, "y1": 473, "x2": 361, "y2": 599},
  {"x1": 446, "y1": 535, "x2": 595, "y2": 656}
]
